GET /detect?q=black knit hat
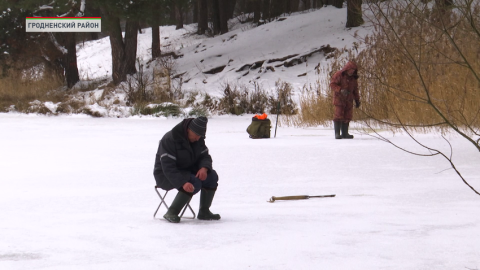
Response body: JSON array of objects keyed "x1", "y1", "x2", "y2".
[{"x1": 189, "y1": 116, "x2": 208, "y2": 138}]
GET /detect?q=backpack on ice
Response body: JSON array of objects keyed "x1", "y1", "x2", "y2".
[{"x1": 247, "y1": 113, "x2": 271, "y2": 139}]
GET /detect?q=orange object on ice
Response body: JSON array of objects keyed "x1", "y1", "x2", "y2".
[{"x1": 253, "y1": 113, "x2": 268, "y2": 120}]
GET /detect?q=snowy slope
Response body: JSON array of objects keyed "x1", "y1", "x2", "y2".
[
  {"x1": 174, "y1": 7, "x2": 369, "y2": 93},
  {"x1": 77, "y1": 7, "x2": 370, "y2": 96}
]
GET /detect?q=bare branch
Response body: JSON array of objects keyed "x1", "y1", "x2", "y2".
[{"x1": 48, "y1": 33, "x2": 67, "y2": 55}]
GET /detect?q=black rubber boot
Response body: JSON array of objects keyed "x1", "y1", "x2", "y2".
[
  {"x1": 163, "y1": 191, "x2": 192, "y2": 223},
  {"x1": 334, "y1": 121, "x2": 343, "y2": 139},
  {"x1": 341, "y1": 122, "x2": 354, "y2": 139},
  {"x1": 198, "y1": 188, "x2": 221, "y2": 220}
]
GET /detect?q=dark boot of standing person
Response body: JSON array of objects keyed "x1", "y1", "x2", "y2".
[
  {"x1": 198, "y1": 188, "x2": 221, "y2": 220},
  {"x1": 163, "y1": 191, "x2": 192, "y2": 223},
  {"x1": 341, "y1": 122, "x2": 354, "y2": 139},
  {"x1": 334, "y1": 121, "x2": 343, "y2": 139}
]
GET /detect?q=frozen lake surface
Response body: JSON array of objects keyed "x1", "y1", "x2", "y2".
[{"x1": 0, "y1": 114, "x2": 479, "y2": 270}]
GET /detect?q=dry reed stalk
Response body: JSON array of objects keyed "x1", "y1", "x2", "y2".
[
  {"x1": 0, "y1": 70, "x2": 62, "y2": 112},
  {"x1": 358, "y1": 0, "x2": 480, "y2": 133}
]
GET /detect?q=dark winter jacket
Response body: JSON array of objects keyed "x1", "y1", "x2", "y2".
[
  {"x1": 153, "y1": 119, "x2": 213, "y2": 191},
  {"x1": 330, "y1": 61, "x2": 360, "y2": 106}
]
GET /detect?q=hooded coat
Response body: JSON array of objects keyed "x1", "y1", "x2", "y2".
[
  {"x1": 330, "y1": 61, "x2": 360, "y2": 106},
  {"x1": 153, "y1": 119, "x2": 213, "y2": 191}
]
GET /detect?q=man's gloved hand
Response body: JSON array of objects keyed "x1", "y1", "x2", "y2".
[
  {"x1": 355, "y1": 100, "x2": 361, "y2": 108},
  {"x1": 341, "y1": 89, "x2": 350, "y2": 96}
]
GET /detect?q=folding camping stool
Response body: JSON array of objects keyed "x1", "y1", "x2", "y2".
[{"x1": 153, "y1": 186, "x2": 196, "y2": 219}]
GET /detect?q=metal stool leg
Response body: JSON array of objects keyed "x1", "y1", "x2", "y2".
[
  {"x1": 154, "y1": 188, "x2": 170, "y2": 218},
  {"x1": 179, "y1": 199, "x2": 196, "y2": 219},
  {"x1": 154, "y1": 186, "x2": 196, "y2": 219}
]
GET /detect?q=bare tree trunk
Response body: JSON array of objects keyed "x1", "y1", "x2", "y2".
[
  {"x1": 262, "y1": 0, "x2": 271, "y2": 21},
  {"x1": 302, "y1": 0, "x2": 311, "y2": 10},
  {"x1": 333, "y1": 0, "x2": 343, "y2": 8},
  {"x1": 151, "y1": 22, "x2": 161, "y2": 59},
  {"x1": 101, "y1": 8, "x2": 139, "y2": 85},
  {"x1": 84, "y1": 5, "x2": 101, "y2": 41},
  {"x1": 290, "y1": 0, "x2": 300, "y2": 12},
  {"x1": 228, "y1": 0, "x2": 237, "y2": 19},
  {"x1": 211, "y1": 0, "x2": 221, "y2": 34},
  {"x1": 252, "y1": 0, "x2": 261, "y2": 23},
  {"x1": 124, "y1": 20, "x2": 138, "y2": 75},
  {"x1": 90, "y1": 32, "x2": 99, "y2": 40},
  {"x1": 218, "y1": 0, "x2": 229, "y2": 33},
  {"x1": 249, "y1": 0, "x2": 254, "y2": 11},
  {"x1": 198, "y1": 0, "x2": 208, "y2": 34},
  {"x1": 105, "y1": 15, "x2": 127, "y2": 85},
  {"x1": 271, "y1": 0, "x2": 286, "y2": 17},
  {"x1": 52, "y1": 32, "x2": 79, "y2": 88},
  {"x1": 211, "y1": 0, "x2": 228, "y2": 34},
  {"x1": 36, "y1": 1, "x2": 82, "y2": 88},
  {"x1": 150, "y1": 0, "x2": 161, "y2": 59},
  {"x1": 346, "y1": 0, "x2": 364, "y2": 27},
  {"x1": 169, "y1": 4, "x2": 176, "y2": 24},
  {"x1": 192, "y1": 0, "x2": 198, "y2": 23},
  {"x1": 62, "y1": 32, "x2": 79, "y2": 88},
  {"x1": 285, "y1": 0, "x2": 291, "y2": 13},
  {"x1": 326, "y1": 0, "x2": 342, "y2": 8},
  {"x1": 175, "y1": 3, "x2": 184, "y2": 29}
]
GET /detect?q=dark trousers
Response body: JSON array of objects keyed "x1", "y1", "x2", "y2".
[
  {"x1": 333, "y1": 103, "x2": 353, "y2": 123},
  {"x1": 187, "y1": 170, "x2": 218, "y2": 195}
]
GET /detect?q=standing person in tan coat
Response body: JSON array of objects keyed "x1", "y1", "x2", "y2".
[{"x1": 330, "y1": 61, "x2": 361, "y2": 139}]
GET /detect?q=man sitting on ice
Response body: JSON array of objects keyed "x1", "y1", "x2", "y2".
[{"x1": 153, "y1": 116, "x2": 221, "y2": 223}]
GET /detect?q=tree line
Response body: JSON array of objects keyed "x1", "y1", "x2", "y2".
[{"x1": 0, "y1": 0, "x2": 364, "y2": 88}]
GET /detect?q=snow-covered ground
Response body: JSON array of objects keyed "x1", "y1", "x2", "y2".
[{"x1": 1, "y1": 114, "x2": 479, "y2": 269}]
